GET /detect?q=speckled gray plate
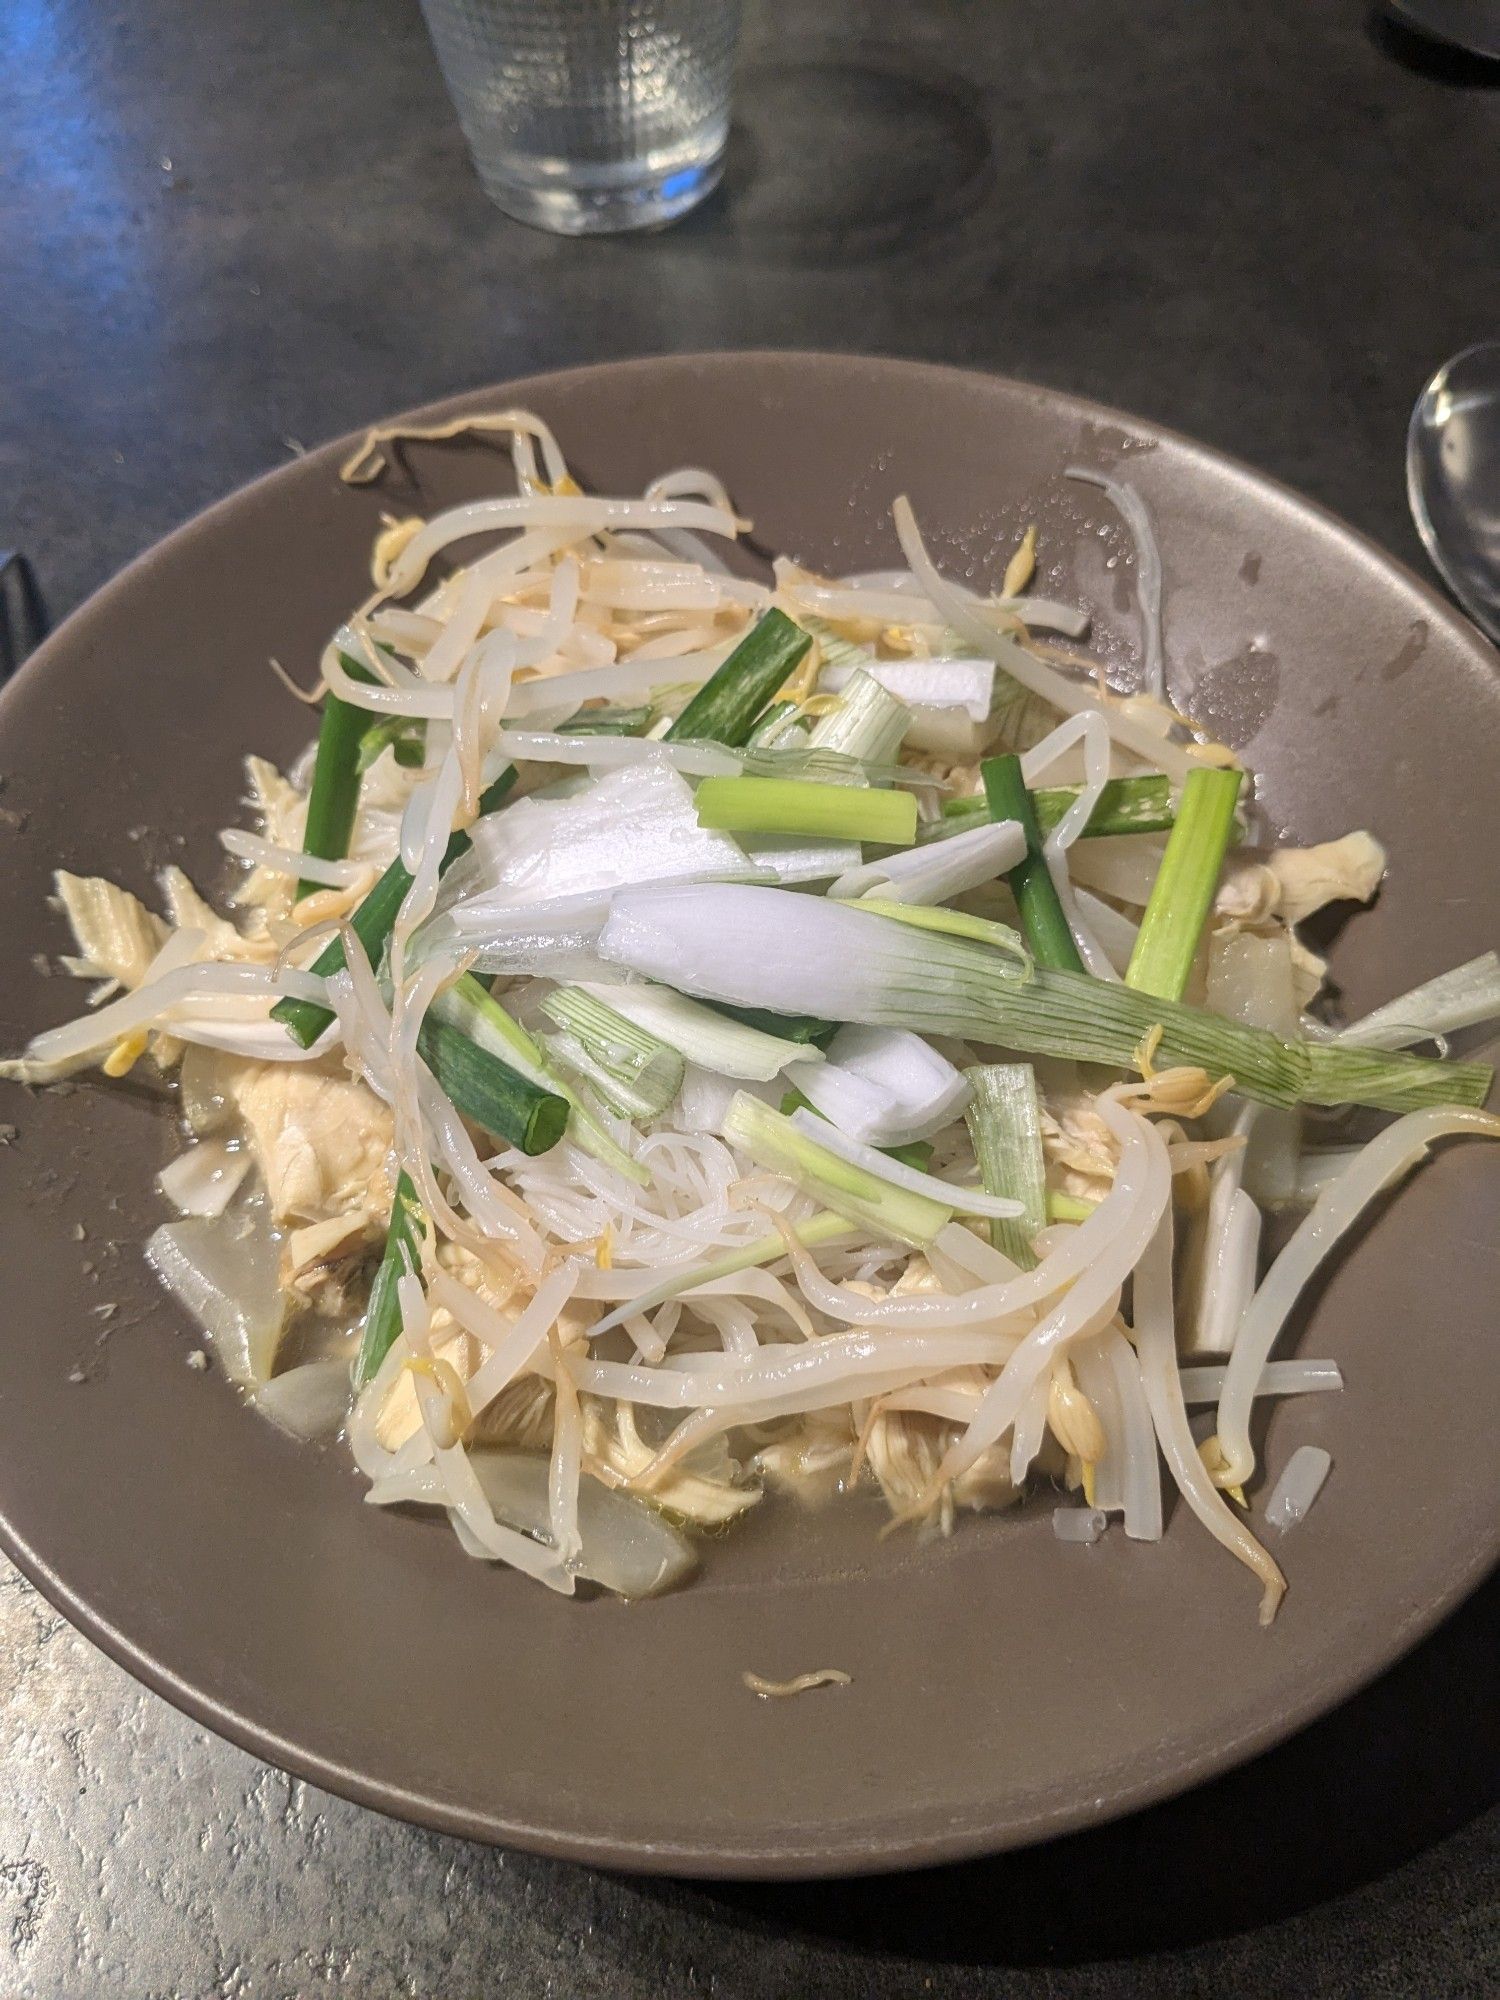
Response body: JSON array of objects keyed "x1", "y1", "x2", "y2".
[{"x1": 0, "y1": 355, "x2": 1496, "y2": 1878}]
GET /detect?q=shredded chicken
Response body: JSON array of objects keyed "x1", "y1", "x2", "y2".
[
  {"x1": 1215, "y1": 833, "x2": 1385, "y2": 933},
  {"x1": 157, "y1": 864, "x2": 270, "y2": 960},
  {"x1": 54, "y1": 871, "x2": 168, "y2": 993},
  {"x1": 229, "y1": 1058, "x2": 394, "y2": 1226},
  {"x1": 756, "y1": 1404, "x2": 857, "y2": 1504},
  {"x1": 593, "y1": 1401, "x2": 759, "y2": 1526},
  {"x1": 283, "y1": 1212, "x2": 379, "y2": 1314},
  {"x1": 376, "y1": 1323, "x2": 481, "y2": 1451},
  {"x1": 1268, "y1": 832, "x2": 1386, "y2": 926}
]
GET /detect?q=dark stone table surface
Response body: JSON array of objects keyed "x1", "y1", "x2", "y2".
[{"x1": 0, "y1": 1, "x2": 1496, "y2": 1993}]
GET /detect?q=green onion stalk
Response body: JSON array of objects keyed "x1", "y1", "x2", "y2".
[
  {"x1": 1125, "y1": 767, "x2": 1243, "y2": 1001},
  {"x1": 293, "y1": 653, "x2": 381, "y2": 900},
  {"x1": 980, "y1": 753, "x2": 1085, "y2": 973},
  {"x1": 935, "y1": 774, "x2": 1175, "y2": 842},
  {"x1": 665, "y1": 608, "x2": 812, "y2": 748},
  {"x1": 965, "y1": 1064, "x2": 1047, "y2": 1266},
  {"x1": 694, "y1": 774, "x2": 918, "y2": 846},
  {"x1": 357, "y1": 1172, "x2": 423, "y2": 1385},
  {"x1": 539, "y1": 987, "x2": 685, "y2": 1120},
  {"x1": 597, "y1": 884, "x2": 1491, "y2": 1116}
]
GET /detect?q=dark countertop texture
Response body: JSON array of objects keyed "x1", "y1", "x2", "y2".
[{"x1": 1, "y1": 0, "x2": 1497, "y2": 1994}]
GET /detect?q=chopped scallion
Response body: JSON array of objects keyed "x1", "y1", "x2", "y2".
[
  {"x1": 1125, "y1": 767, "x2": 1243, "y2": 1001},
  {"x1": 415, "y1": 1013, "x2": 570, "y2": 1156},
  {"x1": 778, "y1": 1087, "x2": 935, "y2": 1171},
  {"x1": 964, "y1": 1065, "x2": 1046, "y2": 1267},
  {"x1": 1047, "y1": 1191, "x2": 1098, "y2": 1224},
  {"x1": 295, "y1": 653, "x2": 380, "y2": 901},
  {"x1": 539, "y1": 986, "x2": 685, "y2": 1118},
  {"x1": 694, "y1": 774, "x2": 917, "y2": 846},
  {"x1": 723, "y1": 1091, "x2": 953, "y2": 1246},
  {"x1": 746, "y1": 700, "x2": 802, "y2": 749},
  {"x1": 557, "y1": 703, "x2": 654, "y2": 737},
  {"x1": 432, "y1": 974, "x2": 648, "y2": 1183},
  {"x1": 356, "y1": 716, "x2": 427, "y2": 774},
  {"x1": 937, "y1": 774, "x2": 1175, "y2": 841},
  {"x1": 665, "y1": 609, "x2": 812, "y2": 748},
  {"x1": 804, "y1": 668, "x2": 911, "y2": 765},
  {"x1": 707, "y1": 1002, "x2": 840, "y2": 1049},
  {"x1": 981, "y1": 753, "x2": 1085, "y2": 973}
]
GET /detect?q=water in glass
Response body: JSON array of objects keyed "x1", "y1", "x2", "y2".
[{"x1": 418, "y1": 0, "x2": 742, "y2": 235}]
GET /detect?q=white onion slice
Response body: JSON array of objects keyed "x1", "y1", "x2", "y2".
[
  {"x1": 819, "y1": 658, "x2": 996, "y2": 723},
  {"x1": 787, "y1": 1025, "x2": 968, "y2": 1148},
  {"x1": 375, "y1": 1451, "x2": 697, "y2": 1598},
  {"x1": 146, "y1": 1206, "x2": 286, "y2": 1386},
  {"x1": 156, "y1": 1140, "x2": 250, "y2": 1219},
  {"x1": 254, "y1": 1359, "x2": 352, "y2": 1439}
]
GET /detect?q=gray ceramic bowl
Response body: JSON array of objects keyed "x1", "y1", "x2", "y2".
[{"x1": 0, "y1": 354, "x2": 1495, "y2": 1877}]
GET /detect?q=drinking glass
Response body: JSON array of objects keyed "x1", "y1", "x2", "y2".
[{"x1": 417, "y1": 0, "x2": 742, "y2": 235}]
